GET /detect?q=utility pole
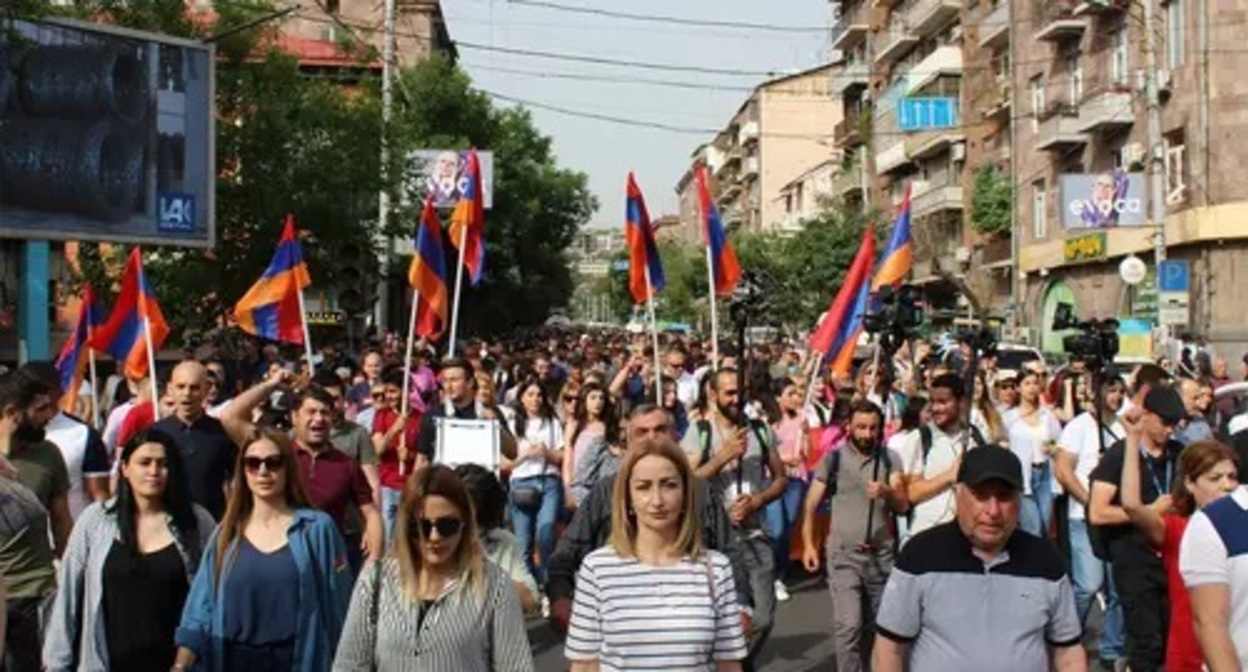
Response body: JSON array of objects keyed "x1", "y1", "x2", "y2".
[
  {"x1": 375, "y1": 0, "x2": 397, "y2": 333},
  {"x1": 1142, "y1": 0, "x2": 1170, "y2": 344}
]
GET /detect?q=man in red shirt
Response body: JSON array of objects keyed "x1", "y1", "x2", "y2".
[
  {"x1": 223, "y1": 370, "x2": 383, "y2": 572},
  {"x1": 370, "y1": 367, "x2": 422, "y2": 544}
]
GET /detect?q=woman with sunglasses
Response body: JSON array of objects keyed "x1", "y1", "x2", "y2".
[
  {"x1": 174, "y1": 427, "x2": 353, "y2": 672},
  {"x1": 332, "y1": 465, "x2": 533, "y2": 671},
  {"x1": 565, "y1": 436, "x2": 747, "y2": 671},
  {"x1": 43, "y1": 429, "x2": 214, "y2": 672},
  {"x1": 561, "y1": 382, "x2": 617, "y2": 510},
  {"x1": 505, "y1": 377, "x2": 565, "y2": 595}
]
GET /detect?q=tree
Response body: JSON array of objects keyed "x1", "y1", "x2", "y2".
[{"x1": 970, "y1": 165, "x2": 1012, "y2": 237}]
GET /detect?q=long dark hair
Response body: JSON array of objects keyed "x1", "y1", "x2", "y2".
[
  {"x1": 512, "y1": 377, "x2": 556, "y2": 438},
  {"x1": 116, "y1": 428, "x2": 198, "y2": 555},
  {"x1": 569, "y1": 381, "x2": 619, "y2": 449}
]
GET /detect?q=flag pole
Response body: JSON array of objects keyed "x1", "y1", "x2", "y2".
[
  {"x1": 295, "y1": 286, "x2": 316, "y2": 376},
  {"x1": 86, "y1": 337, "x2": 100, "y2": 429},
  {"x1": 399, "y1": 287, "x2": 419, "y2": 476},
  {"x1": 643, "y1": 265, "x2": 662, "y2": 404},
  {"x1": 143, "y1": 316, "x2": 161, "y2": 420},
  {"x1": 447, "y1": 225, "x2": 469, "y2": 360},
  {"x1": 801, "y1": 351, "x2": 825, "y2": 415},
  {"x1": 705, "y1": 246, "x2": 720, "y2": 369}
]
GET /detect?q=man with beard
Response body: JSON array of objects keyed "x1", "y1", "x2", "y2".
[
  {"x1": 800, "y1": 401, "x2": 908, "y2": 672},
  {"x1": 0, "y1": 370, "x2": 72, "y2": 672},
  {"x1": 222, "y1": 371, "x2": 383, "y2": 574},
  {"x1": 683, "y1": 368, "x2": 788, "y2": 668}
]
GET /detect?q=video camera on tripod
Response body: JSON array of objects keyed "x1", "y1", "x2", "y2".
[
  {"x1": 1052, "y1": 302, "x2": 1119, "y2": 370},
  {"x1": 862, "y1": 284, "x2": 925, "y2": 355}
]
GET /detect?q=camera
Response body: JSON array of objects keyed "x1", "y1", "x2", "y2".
[
  {"x1": 863, "y1": 284, "x2": 926, "y2": 354},
  {"x1": 1052, "y1": 302, "x2": 1119, "y2": 369},
  {"x1": 728, "y1": 270, "x2": 769, "y2": 327},
  {"x1": 953, "y1": 327, "x2": 998, "y2": 357}
]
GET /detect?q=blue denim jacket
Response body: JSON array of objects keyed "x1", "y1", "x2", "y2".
[{"x1": 175, "y1": 509, "x2": 353, "y2": 672}]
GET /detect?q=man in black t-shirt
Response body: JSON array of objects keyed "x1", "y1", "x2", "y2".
[
  {"x1": 416, "y1": 358, "x2": 517, "y2": 464},
  {"x1": 1088, "y1": 385, "x2": 1186, "y2": 672}
]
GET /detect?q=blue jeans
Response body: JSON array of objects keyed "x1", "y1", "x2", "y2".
[
  {"x1": 765, "y1": 479, "x2": 808, "y2": 581},
  {"x1": 1021, "y1": 462, "x2": 1055, "y2": 537},
  {"x1": 510, "y1": 474, "x2": 563, "y2": 587},
  {"x1": 381, "y1": 486, "x2": 403, "y2": 547},
  {"x1": 1069, "y1": 519, "x2": 1125, "y2": 660}
]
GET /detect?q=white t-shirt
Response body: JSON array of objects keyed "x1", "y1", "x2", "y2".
[
  {"x1": 1179, "y1": 486, "x2": 1248, "y2": 668},
  {"x1": 903, "y1": 423, "x2": 967, "y2": 536},
  {"x1": 1005, "y1": 408, "x2": 1063, "y2": 494},
  {"x1": 1059, "y1": 412, "x2": 1123, "y2": 520},
  {"x1": 102, "y1": 400, "x2": 135, "y2": 453},
  {"x1": 509, "y1": 415, "x2": 564, "y2": 480},
  {"x1": 44, "y1": 412, "x2": 111, "y2": 518}
]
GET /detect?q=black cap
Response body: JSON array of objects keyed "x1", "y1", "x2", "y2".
[
  {"x1": 1143, "y1": 386, "x2": 1186, "y2": 426},
  {"x1": 957, "y1": 445, "x2": 1023, "y2": 491}
]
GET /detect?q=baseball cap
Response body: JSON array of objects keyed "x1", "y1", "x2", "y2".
[
  {"x1": 957, "y1": 446, "x2": 1023, "y2": 491},
  {"x1": 1142, "y1": 386, "x2": 1186, "y2": 426}
]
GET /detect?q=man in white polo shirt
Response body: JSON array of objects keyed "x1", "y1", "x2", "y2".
[
  {"x1": 20, "y1": 362, "x2": 111, "y2": 518},
  {"x1": 1180, "y1": 484, "x2": 1248, "y2": 669}
]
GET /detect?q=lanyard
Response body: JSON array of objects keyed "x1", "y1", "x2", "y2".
[{"x1": 1140, "y1": 448, "x2": 1173, "y2": 497}]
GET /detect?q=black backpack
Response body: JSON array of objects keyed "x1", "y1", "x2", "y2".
[{"x1": 697, "y1": 419, "x2": 771, "y2": 473}]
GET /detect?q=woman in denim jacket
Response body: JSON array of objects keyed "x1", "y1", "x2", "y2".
[
  {"x1": 174, "y1": 426, "x2": 353, "y2": 672},
  {"x1": 43, "y1": 429, "x2": 215, "y2": 671}
]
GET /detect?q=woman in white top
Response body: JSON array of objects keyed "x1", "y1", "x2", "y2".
[
  {"x1": 1006, "y1": 370, "x2": 1064, "y2": 537},
  {"x1": 565, "y1": 436, "x2": 748, "y2": 671},
  {"x1": 504, "y1": 377, "x2": 565, "y2": 590}
]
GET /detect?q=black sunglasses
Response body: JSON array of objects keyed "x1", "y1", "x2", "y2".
[
  {"x1": 243, "y1": 455, "x2": 286, "y2": 473},
  {"x1": 412, "y1": 517, "x2": 463, "y2": 538}
]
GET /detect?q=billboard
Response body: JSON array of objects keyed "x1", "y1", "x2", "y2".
[
  {"x1": 405, "y1": 150, "x2": 495, "y2": 210},
  {"x1": 1059, "y1": 169, "x2": 1146, "y2": 229},
  {"x1": 0, "y1": 18, "x2": 215, "y2": 247}
]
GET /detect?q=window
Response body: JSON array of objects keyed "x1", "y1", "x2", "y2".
[
  {"x1": 1112, "y1": 28, "x2": 1129, "y2": 85},
  {"x1": 1067, "y1": 52, "x2": 1084, "y2": 104},
  {"x1": 1031, "y1": 75, "x2": 1046, "y2": 131},
  {"x1": 1032, "y1": 180, "x2": 1048, "y2": 239},
  {"x1": 1164, "y1": 129, "x2": 1188, "y2": 206},
  {"x1": 1167, "y1": 0, "x2": 1185, "y2": 68}
]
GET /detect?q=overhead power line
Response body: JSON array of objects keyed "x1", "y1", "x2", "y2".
[{"x1": 503, "y1": 0, "x2": 829, "y2": 33}]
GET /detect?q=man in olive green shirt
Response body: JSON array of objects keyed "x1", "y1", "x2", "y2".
[{"x1": 0, "y1": 368, "x2": 72, "y2": 672}]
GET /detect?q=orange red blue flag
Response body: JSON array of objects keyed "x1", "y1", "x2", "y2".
[
  {"x1": 408, "y1": 196, "x2": 450, "y2": 339},
  {"x1": 233, "y1": 215, "x2": 312, "y2": 344},
  {"x1": 448, "y1": 149, "x2": 486, "y2": 285},
  {"x1": 625, "y1": 172, "x2": 665, "y2": 303},
  {"x1": 87, "y1": 248, "x2": 170, "y2": 380},
  {"x1": 54, "y1": 284, "x2": 104, "y2": 411},
  {"x1": 695, "y1": 164, "x2": 741, "y2": 297}
]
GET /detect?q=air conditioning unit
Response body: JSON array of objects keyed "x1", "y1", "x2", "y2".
[
  {"x1": 955, "y1": 246, "x2": 972, "y2": 263},
  {"x1": 951, "y1": 142, "x2": 967, "y2": 162},
  {"x1": 1121, "y1": 142, "x2": 1146, "y2": 167}
]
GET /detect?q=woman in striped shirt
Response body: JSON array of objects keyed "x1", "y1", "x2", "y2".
[
  {"x1": 332, "y1": 465, "x2": 533, "y2": 672},
  {"x1": 565, "y1": 436, "x2": 748, "y2": 671}
]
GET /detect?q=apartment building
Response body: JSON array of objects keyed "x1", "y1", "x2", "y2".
[
  {"x1": 1010, "y1": 0, "x2": 1248, "y2": 351},
  {"x1": 279, "y1": 0, "x2": 455, "y2": 72},
  {"x1": 777, "y1": 159, "x2": 839, "y2": 233},
  {"x1": 675, "y1": 65, "x2": 843, "y2": 236}
]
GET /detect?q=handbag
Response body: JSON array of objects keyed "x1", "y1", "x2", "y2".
[{"x1": 510, "y1": 419, "x2": 554, "y2": 510}]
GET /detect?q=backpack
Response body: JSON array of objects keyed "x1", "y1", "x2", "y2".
[
  {"x1": 917, "y1": 423, "x2": 988, "y2": 465},
  {"x1": 697, "y1": 419, "x2": 771, "y2": 475},
  {"x1": 823, "y1": 446, "x2": 893, "y2": 498}
]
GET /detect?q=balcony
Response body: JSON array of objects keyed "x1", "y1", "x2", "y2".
[
  {"x1": 874, "y1": 20, "x2": 919, "y2": 66},
  {"x1": 1073, "y1": 0, "x2": 1128, "y2": 16},
  {"x1": 1077, "y1": 86, "x2": 1134, "y2": 133},
  {"x1": 908, "y1": 0, "x2": 961, "y2": 38},
  {"x1": 906, "y1": 46, "x2": 963, "y2": 95},
  {"x1": 833, "y1": 167, "x2": 864, "y2": 197},
  {"x1": 742, "y1": 156, "x2": 759, "y2": 179},
  {"x1": 715, "y1": 148, "x2": 742, "y2": 179},
  {"x1": 1034, "y1": 0, "x2": 1086, "y2": 42},
  {"x1": 834, "y1": 115, "x2": 864, "y2": 148},
  {"x1": 831, "y1": 61, "x2": 871, "y2": 95},
  {"x1": 876, "y1": 140, "x2": 910, "y2": 175},
  {"x1": 979, "y1": 76, "x2": 1011, "y2": 121},
  {"x1": 1035, "y1": 101, "x2": 1088, "y2": 150},
  {"x1": 830, "y1": 8, "x2": 871, "y2": 51},
  {"x1": 979, "y1": 0, "x2": 1010, "y2": 50},
  {"x1": 905, "y1": 128, "x2": 964, "y2": 161},
  {"x1": 910, "y1": 179, "x2": 964, "y2": 218},
  {"x1": 977, "y1": 235, "x2": 1013, "y2": 268},
  {"x1": 737, "y1": 121, "x2": 759, "y2": 146}
]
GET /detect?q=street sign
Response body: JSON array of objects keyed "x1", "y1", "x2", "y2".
[
  {"x1": 1158, "y1": 260, "x2": 1190, "y2": 293},
  {"x1": 1119, "y1": 255, "x2": 1147, "y2": 285},
  {"x1": 1158, "y1": 292, "x2": 1189, "y2": 326}
]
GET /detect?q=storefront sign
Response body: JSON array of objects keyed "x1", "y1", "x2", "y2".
[
  {"x1": 1059, "y1": 170, "x2": 1147, "y2": 229},
  {"x1": 307, "y1": 310, "x2": 346, "y2": 326},
  {"x1": 1063, "y1": 232, "x2": 1108, "y2": 263}
]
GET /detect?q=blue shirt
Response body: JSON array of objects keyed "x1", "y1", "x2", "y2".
[{"x1": 223, "y1": 539, "x2": 299, "y2": 645}]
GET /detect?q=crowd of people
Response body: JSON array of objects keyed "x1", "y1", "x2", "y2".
[{"x1": 2, "y1": 327, "x2": 1248, "y2": 671}]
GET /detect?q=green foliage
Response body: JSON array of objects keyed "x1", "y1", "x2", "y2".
[
  {"x1": 19, "y1": 0, "x2": 594, "y2": 342},
  {"x1": 970, "y1": 165, "x2": 1013, "y2": 237}
]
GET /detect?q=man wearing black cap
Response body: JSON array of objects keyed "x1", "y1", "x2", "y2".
[
  {"x1": 873, "y1": 446, "x2": 1086, "y2": 671},
  {"x1": 1088, "y1": 385, "x2": 1186, "y2": 672}
]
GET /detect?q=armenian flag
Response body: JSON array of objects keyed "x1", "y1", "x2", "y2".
[
  {"x1": 809, "y1": 225, "x2": 875, "y2": 375},
  {"x1": 54, "y1": 284, "x2": 104, "y2": 411},
  {"x1": 408, "y1": 196, "x2": 450, "y2": 339},
  {"x1": 87, "y1": 248, "x2": 170, "y2": 380},
  {"x1": 695, "y1": 164, "x2": 741, "y2": 296},
  {"x1": 448, "y1": 149, "x2": 486, "y2": 285},
  {"x1": 872, "y1": 183, "x2": 914, "y2": 290},
  {"x1": 233, "y1": 215, "x2": 312, "y2": 344},
  {"x1": 625, "y1": 172, "x2": 665, "y2": 303}
]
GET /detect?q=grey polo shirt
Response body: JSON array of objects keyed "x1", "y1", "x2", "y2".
[
  {"x1": 813, "y1": 445, "x2": 903, "y2": 553},
  {"x1": 876, "y1": 522, "x2": 1082, "y2": 671}
]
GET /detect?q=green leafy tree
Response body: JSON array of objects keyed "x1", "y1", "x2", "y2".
[{"x1": 970, "y1": 165, "x2": 1013, "y2": 237}]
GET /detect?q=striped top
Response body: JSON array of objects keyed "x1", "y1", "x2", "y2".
[
  {"x1": 565, "y1": 547, "x2": 747, "y2": 671},
  {"x1": 331, "y1": 557, "x2": 534, "y2": 672}
]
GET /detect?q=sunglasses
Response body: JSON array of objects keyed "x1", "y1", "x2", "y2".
[
  {"x1": 563, "y1": 396, "x2": 577, "y2": 403},
  {"x1": 243, "y1": 455, "x2": 286, "y2": 473},
  {"x1": 412, "y1": 517, "x2": 463, "y2": 538},
  {"x1": 371, "y1": 392, "x2": 386, "y2": 401}
]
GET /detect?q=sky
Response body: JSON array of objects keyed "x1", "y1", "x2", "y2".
[{"x1": 441, "y1": 0, "x2": 832, "y2": 230}]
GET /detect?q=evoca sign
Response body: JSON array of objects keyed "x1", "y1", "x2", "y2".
[{"x1": 1059, "y1": 170, "x2": 1148, "y2": 229}]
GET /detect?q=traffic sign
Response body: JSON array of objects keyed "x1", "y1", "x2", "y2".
[
  {"x1": 1158, "y1": 260, "x2": 1190, "y2": 293},
  {"x1": 1158, "y1": 292, "x2": 1189, "y2": 326}
]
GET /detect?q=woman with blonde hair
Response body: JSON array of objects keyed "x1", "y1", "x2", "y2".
[
  {"x1": 565, "y1": 437, "x2": 748, "y2": 671},
  {"x1": 174, "y1": 427, "x2": 352, "y2": 672},
  {"x1": 332, "y1": 465, "x2": 533, "y2": 672}
]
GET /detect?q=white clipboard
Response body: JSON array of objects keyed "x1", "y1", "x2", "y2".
[{"x1": 434, "y1": 417, "x2": 501, "y2": 471}]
